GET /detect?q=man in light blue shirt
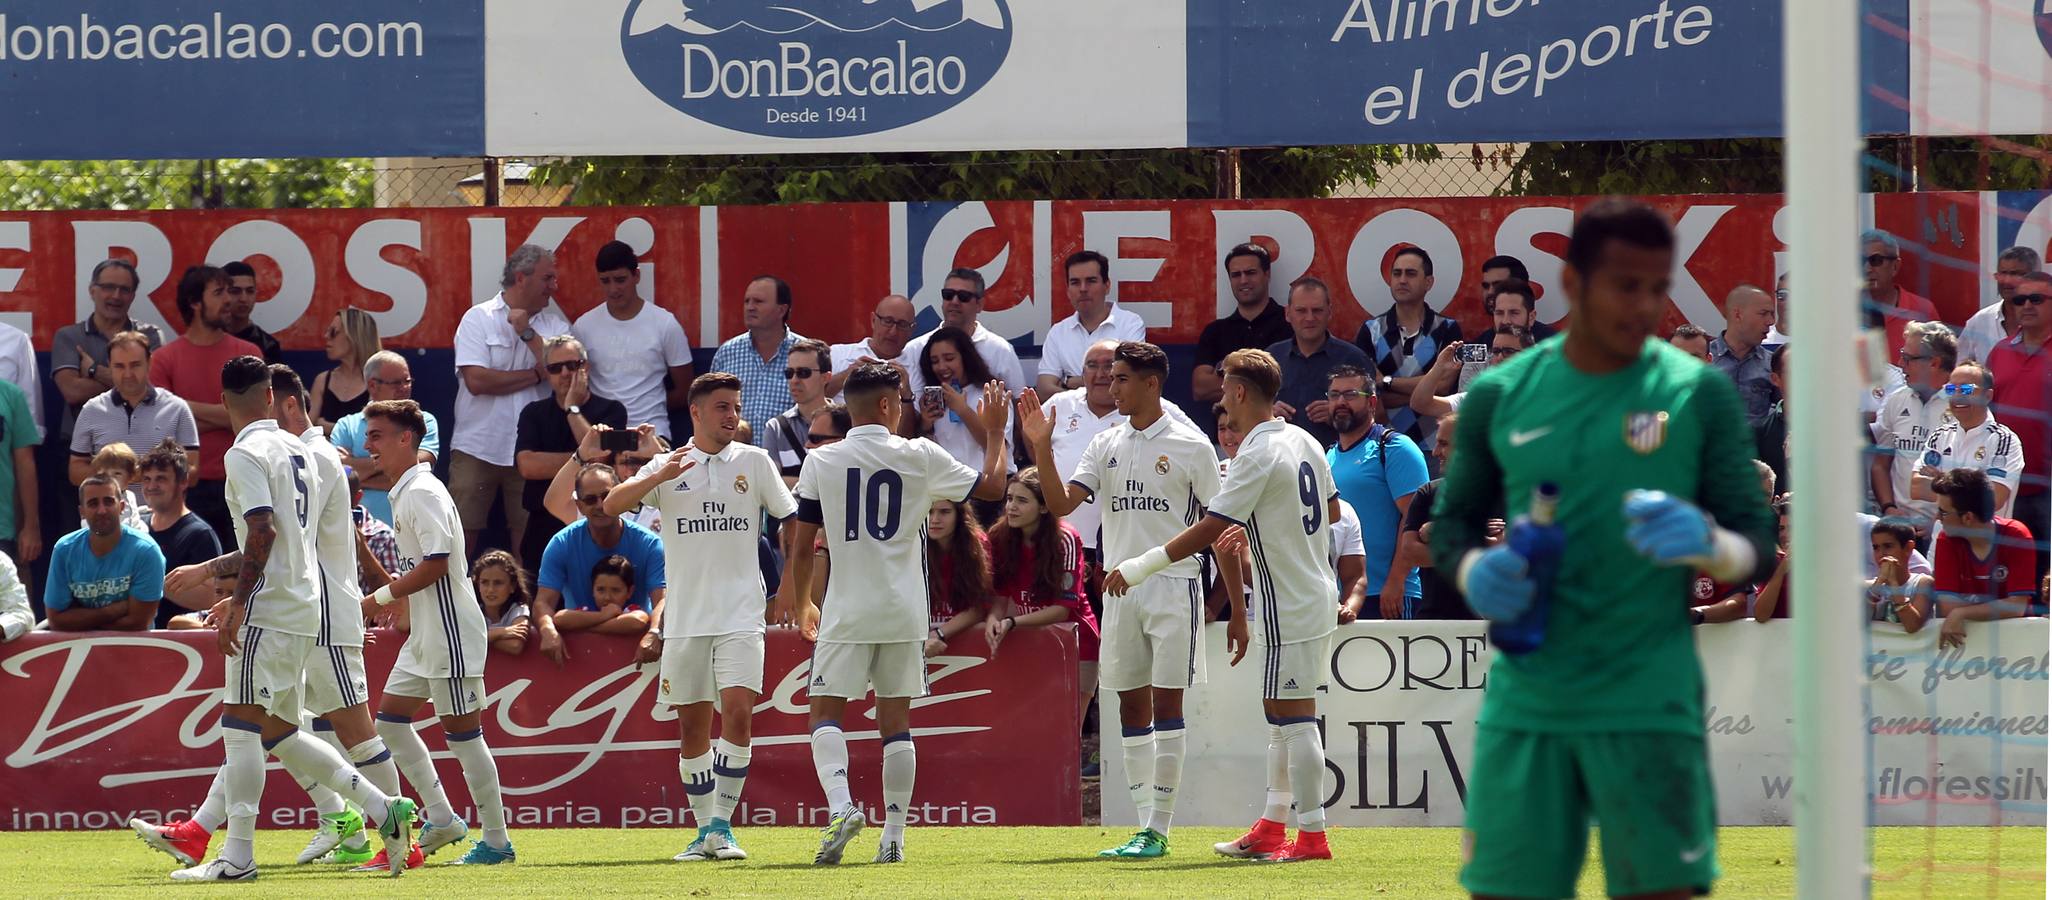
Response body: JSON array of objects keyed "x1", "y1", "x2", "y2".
[
  {"x1": 1323, "y1": 367, "x2": 1429, "y2": 620},
  {"x1": 43, "y1": 476, "x2": 164, "y2": 631},
  {"x1": 332, "y1": 351, "x2": 440, "y2": 525}
]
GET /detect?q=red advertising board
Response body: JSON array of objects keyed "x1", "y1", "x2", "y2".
[
  {"x1": 0, "y1": 628, "x2": 1081, "y2": 830},
  {"x1": 0, "y1": 193, "x2": 2012, "y2": 354}
]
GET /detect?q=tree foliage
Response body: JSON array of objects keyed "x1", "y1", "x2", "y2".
[
  {"x1": 1506, "y1": 137, "x2": 2052, "y2": 196},
  {"x1": 533, "y1": 145, "x2": 1441, "y2": 206},
  {"x1": 0, "y1": 158, "x2": 374, "y2": 210}
]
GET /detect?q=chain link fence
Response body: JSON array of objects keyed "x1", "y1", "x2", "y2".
[{"x1": 0, "y1": 139, "x2": 2045, "y2": 211}]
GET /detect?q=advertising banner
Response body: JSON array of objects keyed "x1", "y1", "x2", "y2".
[
  {"x1": 0, "y1": 627, "x2": 1082, "y2": 830},
  {"x1": 1102, "y1": 619, "x2": 2049, "y2": 829},
  {"x1": 2, "y1": 191, "x2": 2037, "y2": 361},
  {"x1": 0, "y1": 1, "x2": 484, "y2": 159},
  {"x1": 1910, "y1": 0, "x2": 2052, "y2": 137}
]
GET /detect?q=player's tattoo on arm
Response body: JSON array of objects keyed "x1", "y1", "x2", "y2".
[
  {"x1": 206, "y1": 550, "x2": 245, "y2": 580},
  {"x1": 231, "y1": 512, "x2": 276, "y2": 606}
]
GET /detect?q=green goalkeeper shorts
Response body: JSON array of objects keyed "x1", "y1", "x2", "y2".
[{"x1": 1459, "y1": 726, "x2": 1718, "y2": 899}]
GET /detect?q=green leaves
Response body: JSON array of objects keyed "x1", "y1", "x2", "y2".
[{"x1": 0, "y1": 158, "x2": 373, "y2": 210}]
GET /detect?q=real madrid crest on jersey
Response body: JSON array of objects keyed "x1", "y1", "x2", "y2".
[
  {"x1": 733, "y1": 474, "x2": 750, "y2": 494},
  {"x1": 1625, "y1": 411, "x2": 1669, "y2": 454},
  {"x1": 1067, "y1": 414, "x2": 1080, "y2": 433},
  {"x1": 1154, "y1": 455, "x2": 1171, "y2": 475}
]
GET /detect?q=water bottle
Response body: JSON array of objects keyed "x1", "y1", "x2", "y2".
[{"x1": 1489, "y1": 482, "x2": 1566, "y2": 655}]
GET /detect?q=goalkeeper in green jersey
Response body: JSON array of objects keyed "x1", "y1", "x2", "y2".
[{"x1": 1430, "y1": 199, "x2": 1777, "y2": 900}]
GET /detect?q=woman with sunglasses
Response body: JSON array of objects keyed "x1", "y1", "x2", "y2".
[{"x1": 308, "y1": 308, "x2": 380, "y2": 434}]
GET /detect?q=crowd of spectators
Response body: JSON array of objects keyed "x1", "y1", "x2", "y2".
[{"x1": 1, "y1": 233, "x2": 2045, "y2": 662}]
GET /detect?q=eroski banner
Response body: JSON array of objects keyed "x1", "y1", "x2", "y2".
[
  {"x1": 1102, "y1": 620, "x2": 2049, "y2": 829},
  {"x1": 2, "y1": 192, "x2": 2043, "y2": 360},
  {"x1": 0, "y1": 628, "x2": 1082, "y2": 830}
]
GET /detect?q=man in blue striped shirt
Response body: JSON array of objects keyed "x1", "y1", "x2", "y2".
[{"x1": 710, "y1": 275, "x2": 809, "y2": 440}]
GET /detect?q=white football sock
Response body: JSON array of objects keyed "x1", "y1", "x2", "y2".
[
  {"x1": 1146, "y1": 719, "x2": 1186, "y2": 835},
  {"x1": 269, "y1": 730, "x2": 392, "y2": 825},
  {"x1": 1119, "y1": 726, "x2": 1154, "y2": 823},
  {"x1": 447, "y1": 728, "x2": 509, "y2": 848},
  {"x1": 810, "y1": 723, "x2": 853, "y2": 813},
  {"x1": 680, "y1": 751, "x2": 717, "y2": 830},
  {"x1": 376, "y1": 714, "x2": 456, "y2": 827},
  {"x1": 308, "y1": 715, "x2": 349, "y2": 757},
  {"x1": 1262, "y1": 723, "x2": 1291, "y2": 824},
  {"x1": 221, "y1": 719, "x2": 263, "y2": 868},
  {"x1": 1280, "y1": 720, "x2": 1326, "y2": 832},
  {"x1": 347, "y1": 737, "x2": 403, "y2": 798},
  {"x1": 881, "y1": 733, "x2": 916, "y2": 846},
  {"x1": 293, "y1": 772, "x2": 347, "y2": 816},
  {"x1": 194, "y1": 767, "x2": 228, "y2": 832},
  {"x1": 712, "y1": 739, "x2": 751, "y2": 824}
]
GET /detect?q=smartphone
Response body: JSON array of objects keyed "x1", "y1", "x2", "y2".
[
  {"x1": 920, "y1": 385, "x2": 944, "y2": 415},
  {"x1": 1458, "y1": 344, "x2": 1490, "y2": 364},
  {"x1": 600, "y1": 430, "x2": 639, "y2": 453}
]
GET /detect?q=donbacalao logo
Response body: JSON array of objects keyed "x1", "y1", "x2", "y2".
[{"x1": 621, "y1": 0, "x2": 1013, "y2": 139}]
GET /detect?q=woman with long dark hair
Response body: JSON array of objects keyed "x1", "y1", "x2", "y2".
[
  {"x1": 914, "y1": 326, "x2": 1014, "y2": 522},
  {"x1": 983, "y1": 467, "x2": 1100, "y2": 721}
]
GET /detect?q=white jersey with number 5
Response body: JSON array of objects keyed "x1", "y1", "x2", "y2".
[
  {"x1": 795, "y1": 424, "x2": 982, "y2": 643},
  {"x1": 1206, "y1": 418, "x2": 1337, "y2": 646},
  {"x1": 300, "y1": 425, "x2": 365, "y2": 648},
  {"x1": 648, "y1": 440, "x2": 798, "y2": 638},
  {"x1": 223, "y1": 420, "x2": 321, "y2": 638}
]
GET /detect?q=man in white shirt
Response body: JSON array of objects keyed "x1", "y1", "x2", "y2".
[
  {"x1": 607, "y1": 372, "x2": 797, "y2": 864},
  {"x1": 1912, "y1": 361, "x2": 2027, "y2": 519},
  {"x1": 1872, "y1": 321, "x2": 1958, "y2": 527},
  {"x1": 452, "y1": 244, "x2": 571, "y2": 561},
  {"x1": 828, "y1": 294, "x2": 921, "y2": 398},
  {"x1": 1959, "y1": 246, "x2": 2039, "y2": 365},
  {"x1": 573, "y1": 240, "x2": 694, "y2": 441},
  {"x1": 1023, "y1": 341, "x2": 1234, "y2": 860},
  {"x1": 0, "y1": 318, "x2": 41, "y2": 440},
  {"x1": 903, "y1": 268, "x2": 1027, "y2": 396},
  {"x1": 774, "y1": 364, "x2": 1010, "y2": 865},
  {"x1": 1105, "y1": 348, "x2": 1341, "y2": 863},
  {"x1": 1038, "y1": 250, "x2": 1147, "y2": 396}
]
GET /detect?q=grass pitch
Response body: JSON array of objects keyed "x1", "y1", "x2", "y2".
[{"x1": 0, "y1": 826, "x2": 2040, "y2": 898}]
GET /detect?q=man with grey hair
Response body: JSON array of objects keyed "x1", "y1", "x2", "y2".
[
  {"x1": 516, "y1": 334, "x2": 627, "y2": 564},
  {"x1": 332, "y1": 351, "x2": 441, "y2": 525},
  {"x1": 52, "y1": 259, "x2": 164, "y2": 443},
  {"x1": 1959, "y1": 246, "x2": 2041, "y2": 365},
  {"x1": 1872, "y1": 320, "x2": 1959, "y2": 528},
  {"x1": 1861, "y1": 229, "x2": 1939, "y2": 361},
  {"x1": 452, "y1": 244, "x2": 570, "y2": 555}
]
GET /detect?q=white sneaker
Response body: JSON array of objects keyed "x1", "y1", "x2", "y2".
[
  {"x1": 673, "y1": 832, "x2": 710, "y2": 862},
  {"x1": 873, "y1": 840, "x2": 904, "y2": 864},
  {"x1": 169, "y1": 857, "x2": 257, "y2": 882},
  {"x1": 703, "y1": 828, "x2": 748, "y2": 861},
  {"x1": 417, "y1": 815, "x2": 469, "y2": 857},
  {"x1": 295, "y1": 817, "x2": 344, "y2": 865}
]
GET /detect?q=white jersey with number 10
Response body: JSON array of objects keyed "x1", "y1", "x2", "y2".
[{"x1": 795, "y1": 424, "x2": 982, "y2": 644}]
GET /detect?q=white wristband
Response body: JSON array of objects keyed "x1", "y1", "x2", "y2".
[
  {"x1": 371, "y1": 584, "x2": 398, "y2": 607},
  {"x1": 1701, "y1": 525, "x2": 1758, "y2": 584},
  {"x1": 1116, "y1": 547, "x2": 1173, "y2": 587}
]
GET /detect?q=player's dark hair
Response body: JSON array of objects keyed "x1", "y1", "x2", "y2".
[
  {"x1": 1869, "y1": 519, "x2": 1917, "y2": 551},
  {"x1": 138, "y1": 437, "x2": 191, "y2": 485},
  {"x1": 595, "y1": 240, "x2": 637, "y2": 274},
  {"x1": 1113, "y1": 341, "x2": 1169, "y2": 381},
  {"x1": 1065, "y1": 250, "x2": 1110, "y2": 282},
  {"x1": 1566, "y1": 198, "x2": 1675, "y2": 276},
  {"x1": 1393, "y1": 246, "x2": 1433, "y2": 278},
  {"x1": 1481, "y1": 254, "x2": 1529, "y2": 282},
  {"x1": 221, "y1": 260, "x2": 256, "y2": 281},
  {"x1": 843, "y1": 362, "x2": 903, "y2": 408},
  {"x1": 363, "y1": 399, "x2": 426, "y2": 444},
  {"x1": 1492, "y1": 278, "x2": 1537, "y2": 312},
  {"x1": 689, "y1": 371, "x2": 744, "y2": 406},
  {"x1": 811, "y1": 401, "x2": 853, "y2": 437},
  {"x1": 1931, "y1": 467, "x2": 1996, "y2": 522},
  {"x1": 591, "y1": 554, "x2": 637, "y2": 591},
  {"x1": 1225, "y1": 242, "x2": 1272, "y2": 274},
  {"x1": 175, "y1": 264, "x2": 228, "y2": 325},
  {"x1": 926, "y1": 499, "x2": 992, "y2": 616},
  {"x1": 987, "y1": 467, "x2": 1071, "y2": 601},
  {"x1": 269, "y1": 363, "x2": 310, "y2": 417},
  {"x1": 944, "y1": 267, "x2": 986, "y2": 297},
  {"x1": 219, "y1": 355, "x2": 272, "y2": 398},
  {"x1": 919, "y1": 326, "x2": 995, "y2": 388},
  {"x1": 472, "y1": 549, "x2": 532, "y2": 617},
  {"x1": 1221, "y1": 348, "x2": 1282, "y2": 402}
]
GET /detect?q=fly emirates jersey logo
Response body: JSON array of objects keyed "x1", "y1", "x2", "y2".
[
  {"x1": 670, "y1": 497, "x2": 755, "y2": 537},
  {"x1": 1108, "y1": 477, "x2": 1174, "y2": 515}
]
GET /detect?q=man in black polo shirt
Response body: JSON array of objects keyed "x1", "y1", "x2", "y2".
[
  {"x1": 1397, "y1": 412, "x2": 1496, "y2": 619},
  {"x1": 516, "y1": 335, "x2": 627, "y2": 566},
  {"x1": 1193, "y1": 243, "x2": 1292, "y2": 407},
  {"x1": 219, "y1": 260, "x2": 284, "y2": 364},
  {"x1": 1266, "y1": 276, "x2": 1373, "y2": 448}
]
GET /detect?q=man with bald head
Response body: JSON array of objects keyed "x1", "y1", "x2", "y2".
[
  {"x1": 828, "y1": 294, "x2": 921, "y2": 399},
  {"x1": 1710, "y1": 284, "x2": 1779, "y2": 427}
]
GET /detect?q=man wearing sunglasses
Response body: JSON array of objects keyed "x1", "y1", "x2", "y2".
[
  {"x1": 1408, "y1": 326, "x2": 1536, "y2": 422},
  {"x1": 1960, "y1": 246, "x2": 2041, "y2": 366},
  {"x1": 1986, "y1": 269, "x2": 2051, "y2": 592},
  {"x1": 517, "y1": 336, "x2": 628, "y2": 567},
  {"x1": 1911, "y1": 361, "x2": 2026, "y2": 521},
  {"x1": 1872, "y1": 322, "x2": 1960, "y2": 529},
  {"x1": 828, "y1": 295, "x2": 921, "y2": 400},
  {"x1": 901, "y1": 267, "x2": 1026, "y2": 397},
  {"x1": 331, "y1": 351, "x2": 440, "y2": 526},
  {"x1": 1861, "y1": 229, "x2": 1938, "y2": 361},
  {"x1": 53, "y1": 260, "x2": 165, "y2": 441},
  {"x1": 760, "y1": 339, "x2": 834, "y2": 485}
]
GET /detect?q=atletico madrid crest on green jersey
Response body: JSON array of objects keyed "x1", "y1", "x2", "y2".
[{"x1": 1624, "y1": 411, "x2": 1669, "y2": 454}]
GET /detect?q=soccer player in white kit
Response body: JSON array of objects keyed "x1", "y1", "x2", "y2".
[
  {"x1": 359, "y1": 399, "x2": 515, "y2": 867},
  {"x1": 160, "y1": 356, "x2": 416, "y2": 881},
  {"x1": 144, "y1": 366, "x2": 410, "y2": 869},
  {"x1": 1020, "y1": 341, "x2": 1246, "y2": 859},
  {"x1": 606, "y1": 373, "x2": 798, "y2": 863},
  {"x1": 774, "y1": 364, "x2": 1011, "y2": 865},
  {"x1": 1105, "y1": 348, "x2": 1340, "y2": 863}
]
